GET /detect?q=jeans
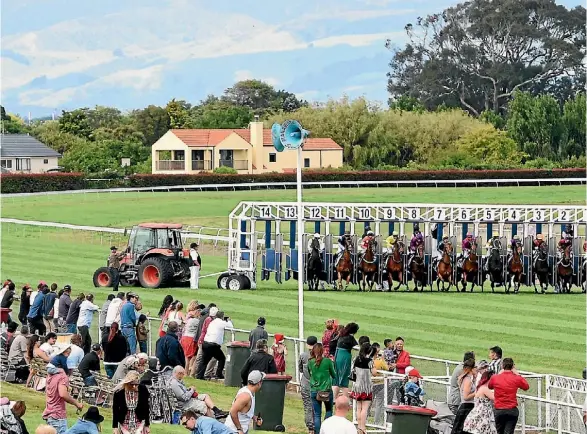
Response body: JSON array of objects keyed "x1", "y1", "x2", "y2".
[
  {"x1": 104, "y1": 364, "x2": 117, "y2": 379},
  {"x1": 83, "y1": 375, "x2": 98, "y2": 386},
  {"x1": 495, "y1": 408, "x2": 519, "y2": 434},
  {"x1": 196, "y1": 342, "x2": 225, "y2": 379},
  {"x1": 110, "y1": 267, "x2": 120, "y2": 291},
  {"x1": 300, "y1": 385, "x2": 314, "y2": 430},
  {"x1": 121, "y1": 326, "x2": 137, "y2": 355},
  {"x1": 311, "y1": 390, "x2": 333, "y2": 433},
  {"x1": 139, "y1": 340, "x2": 148, "y2": 354},
  {"x1": 78, "y1": 325, "x2": 91, "y2": 354},
  {"x1": 46, "y1": 417, "x2": 68, "y2": 434},
  {"x1": 65, "y1": 323, "x2": 77, "y2": 334}
]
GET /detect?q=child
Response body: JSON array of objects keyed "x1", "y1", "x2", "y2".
[
  {"x1": 383, "y1": 338, "x2": 396, "y2": 368},
  {"x1": 271, "y1": 333, "x2": 287, "y2": 375},
  {"x1": 137, "y1": 314, "x2": 149, "y2": 354},
  {"x1": 404, "y1": 368, "x2": 425, "y2": 406}
]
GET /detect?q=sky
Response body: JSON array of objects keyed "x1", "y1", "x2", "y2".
[{"x1": 1, "y1": 0, "x2": 581, "y2": 117}]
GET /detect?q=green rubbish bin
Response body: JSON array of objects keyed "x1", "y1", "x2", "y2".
[
  {"x1": 386, "y1": 405, "x2": 437, "y2": 434},
  {"x1": 225, "y1": 341, "x2": 251, "y2": 387},
  {"x1": 253, "y1": 374, "x2": 291, "y2": 432}
]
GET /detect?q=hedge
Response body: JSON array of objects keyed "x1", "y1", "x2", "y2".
[
  {"x1": 127, "y1": 168, "x2": 586, "y2": 187},
  {"x1": 0, "y1": 173, "x2": 87, "y2": 194},
  {"x1": 1, "y1": 168, "x2": 585, "y2": 193}
]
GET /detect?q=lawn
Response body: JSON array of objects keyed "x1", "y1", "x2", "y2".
[
  {"x1": 0, "y1": 185, "x2": 585, "y2": 378},
  {"x1": 1, "y1": 185, "x2": 585, "y2": 228}
]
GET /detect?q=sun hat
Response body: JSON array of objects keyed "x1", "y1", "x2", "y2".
[
  {"x1": 115, "y1": 370, "x2": 140, "y2": 391},
  {"x1": 82, "y1": 406, "x2": 104, "y2": 424}
]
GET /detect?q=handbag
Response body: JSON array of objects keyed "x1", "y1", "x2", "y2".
[
  {"x1": 316, "y1": 391, "x2": 330, "y2": 402},
  {"x1": 349, "y1": 357, "x2": 357, "y2": 382}
]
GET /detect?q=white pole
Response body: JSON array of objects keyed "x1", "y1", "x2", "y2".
[{"x1": 296, "y1": 146, "x2": 304, "y2": 347}]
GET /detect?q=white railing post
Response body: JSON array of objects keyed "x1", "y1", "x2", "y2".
[
  {"x1": 520, "y1": 396, "x2": 526, "y2": 434},
  {"x1": 147, "y1": 317, "x2": 152, "y2": 355},
  {"x1": 557, "y1": 403, "x2": 562, "y2": 434},
  {"x1": 293, "y1": 341, "x2": 300, "y2": 385},
  {"x1": 546, "y1": 374, "x2": 552, "y2": 432},
  {"x1": 537, "y1": 375, "x2": 543, "y2": 430}
]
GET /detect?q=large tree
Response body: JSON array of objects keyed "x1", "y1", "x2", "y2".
[
  {"x1": 223, "y1": 79, "x2": 306, "y2": 116},
  {"x1": 387, "y1": 0, "x2": 586, "y2": 115},
  {"x1": 130, "y1": 105, "x2": 170, "y2": 146}
]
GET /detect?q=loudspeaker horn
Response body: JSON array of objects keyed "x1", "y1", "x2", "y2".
[{"x1": 271, "y1": 120, "x2": 309, "y2": 152}]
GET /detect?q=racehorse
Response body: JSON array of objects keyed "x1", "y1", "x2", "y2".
[
  {"x1": 409, "y1": 243, "x2": 426, "y2": 292},
  {"x1": 557, "y1": 245, "x2": 573, "y2": 293},
  {"x1": 506, "y1": 243, "x2": 523, "y2": 294},
  {"x1": 581, "y1": 257, "x2": 587, "y2": 293},
  {"x1": 459, "y1": 241, "x2": 478, "y2": 293},
  {"x1": 385, "y1": 242, "x2": 405, "y2": 291},
  {"x1": 487, "y1": 241, "x2": 506, "y2": 292},
  {"x1": 306, "y1": 243, "x2": 324, "y2": 291},
  {"x1": 336, "y1": 241, "x2": 354, "y2": 291},
  {"x1": 359, "y1": 238, "x2": 378, "y2": 292},
  {"x1": 533, "y1": 244, "x2": 549, "y2": 294},
  {"x1": 436, "y1": 242, "x2": 454, "y2": 292}
]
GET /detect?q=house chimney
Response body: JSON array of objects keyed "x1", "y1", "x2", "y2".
[{"x1": 250, "y1": 118, "x2": 264, "y2": 174}]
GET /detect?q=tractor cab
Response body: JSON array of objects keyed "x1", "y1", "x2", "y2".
[{"x1": 127, "y1": 223, "x2": 186, "y2": 260}]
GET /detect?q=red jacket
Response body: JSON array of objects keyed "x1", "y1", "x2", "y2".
[
  {"x1": 488, "y1": 370, "x2": 529, "y2": 409},
  {"x1": 395, "y1": 350, "x2": 411, "y2": 374}
]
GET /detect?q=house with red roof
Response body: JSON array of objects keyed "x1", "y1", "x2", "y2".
[{"x1": 151, "y1": 121, "x2": 343, "y2": 174}]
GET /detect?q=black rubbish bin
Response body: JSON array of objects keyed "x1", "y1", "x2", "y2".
[
  {"x1": 225, "y1": 341, "x2": 251, "y2": 387},
  {"x1": 386, "y1": 405, "x2": 437, "y2": 434},
  {"x1": 253, "y1": 374, "x2": 291, "y2": 432}
]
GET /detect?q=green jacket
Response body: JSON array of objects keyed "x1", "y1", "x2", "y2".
[{"x1": 308, "y1": 357, "x2": 336, "y2": 392}]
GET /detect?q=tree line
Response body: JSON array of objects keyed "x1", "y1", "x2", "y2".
[{"x1": 1, "y1": 0, "x2": 584, "y2": 175}]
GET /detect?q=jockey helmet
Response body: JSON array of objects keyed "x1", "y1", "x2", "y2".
[
  {"x1": 367, "y1": 230, "x2": 374, "y2": 236},
  {"x1": 413, "y1": 223, "x2": 420, "y2": 232},
  {"x1": 313, "y1": 233, "x2": 320, "y2": 238},
  {"x1": 442, "y1": 235, "x2": 448, "y2": 240},
  {"x1": 344, "y1": 230, "x2": 350, "y2": 235},
  {"x1": 392, "y1": 231, "x2": 399, "y2": 236},
  {"x1": 466, "y1": 232, "x2": 473, "y2": 237},
  {"x1": 492, "y1": 231, "x2": 499, "y2": 237},
  {"x1": 536, "y1": 234, "x2": 544, "y2": 240},
  {"x1": 513, "y1": 235, "x2": 520, "y2": 240}
]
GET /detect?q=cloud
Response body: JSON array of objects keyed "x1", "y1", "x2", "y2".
[
  {"x1": 303, "y1": 8, "x2": 415, "y2": 22},
  {"x1": 310, "y1": 32, "x2": 394, "y2": 48},
  {"x1": 19, "y1": 65, "x2": 164, "y2": 107}
]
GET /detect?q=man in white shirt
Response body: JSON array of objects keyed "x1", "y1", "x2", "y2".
[
  {"x1": 225, "y1": 370, "x2": 264, "y2": 433},
  {"x1": 67, "y1": 334, "x2": 85, "y2": 371},
  {"x1": 196, "y1": 311, "x2": 233, "y2": 380},
  {"x1": 104, "y1": 292, "x2": 124, "y2": 330},
  {"x1": 189, "y1": 242, "x2": 201, "y2": 290},
  {"x1": 320, "y1": 395, "x2": 357, "y2": 434},
  {"x1": 77, "y1": 294, "x2": 99, "y2": 353}
]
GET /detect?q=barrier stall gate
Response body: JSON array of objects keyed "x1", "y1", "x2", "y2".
[{"x1": 227, "y1": 202, "x2": 587, "y2": 289}]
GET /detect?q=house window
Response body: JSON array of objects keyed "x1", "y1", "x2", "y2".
[
  {"x1": 0, "y1": 160, "x2": 12, "y2": 169},
  {"x1": 16, "y1": 158, "x2": 31, "y2": 171},
  {"x1": 44, "y1": 159, "x2": 49, "y2": 164},
  {"x1": 191, "y1": 150, "x2": 204, "y2": 161},
  {"x1": 269, "y1": 153, "x2": 277, "y2": 163},
  {"x1": 304, "y1": 158, "x2": 310, "y2": 168},
  {"x1": 174, "y1": 150, "x2": 185, "y2": 161}
]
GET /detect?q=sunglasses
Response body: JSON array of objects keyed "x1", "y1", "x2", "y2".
[{"x1": 180, "y1": 418, "x2": 188, "y2": 426}]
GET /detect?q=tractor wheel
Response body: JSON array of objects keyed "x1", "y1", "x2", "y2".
[
  {"x1": 120, "y1": 277, "x2": 136, "y2": 287},
  {"x1": 217, "y1": 273, "x2": 231, "y2": 289},
  {"x1": 138, "y1": 257, "x2": 174, "y2": 289},
  {"x1": 93, "y1": 267, "x2": 113, "y2": 288}
]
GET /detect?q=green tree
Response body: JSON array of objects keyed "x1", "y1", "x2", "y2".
[
  {"x1": 58, "y1": 108, "x2": 92, "y2": 139},
  {"x1": 560, "y1": 93, "x2": 586, "y2": 157},
  {"x1": 388, "y1": 95, "x2": 425, "y2": 113},
  {"x1": 166, "y1": 99, "x2": 193, "y2": 129},
  {"x1": 456, "y1": 126, "x2": 526, "y2": 165},
  {"x1": 387, "y1": 0, "x2": 586, "y2": 115},
  {"x1": 223, "y1": 79, "x2": 306, "y2": 116},
  {"x1": 192, "y1": 101, "x2": 253, "y2": 128},
  {"x1": 129, "y1": 105, "x2": 170, "y2": 146},
  {"x1": 506, "y1": 91, "x2": 565, "y2": 158},
  {"x1": 86, "y1": 106, "x2": 123, "y2": 130},
  {"x1": 31, "y1": 121, "x2": 89, "y2": 154}
]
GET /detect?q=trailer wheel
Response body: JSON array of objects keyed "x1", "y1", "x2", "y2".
[
  {"x1": 227, "y1": 275, "x2": 245, "y2": 291},
  {"x1": 217, "y1": 273, "x2": 231, "y2": 289}
]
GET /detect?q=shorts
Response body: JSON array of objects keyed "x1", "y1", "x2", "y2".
[{"x1": 186, "y1": 394, "x2": 209, "y2": 415}]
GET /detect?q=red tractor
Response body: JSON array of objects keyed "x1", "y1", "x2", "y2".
[{"x1": 93, "y1": 223, "x2": 192, "y2": 289}]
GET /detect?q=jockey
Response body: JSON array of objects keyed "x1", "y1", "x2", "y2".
[
  {"x1": 361, "y1": 225, "x2": 372, "y2": 239},
  {"x1": 359, "y1": 230, "x2": 375, "y2": 254},
  {"x1": 385, "y1": 231, "x2": 399, "y2": 255},
  {"x1": 307, "y1": 233, "x2": 324, "y2": 253},
  {"x1": 335, "y1": 231, "x2": 353, "y2": 265},
  {"x1": 557, "y1": 234, "x2": 573, "y2": 258},
  {"x1": 436, "y1": 235, "x2": 450, "y2": 256},
  {"x1": 483, "y1": 232, "x2": 501, "y2": 271},
  {"x1": 507, "y1": 235, "x2": 522, "y2": 266},
  {"x1": 412, "y1": 223, "x2": 422, "y2": 238},
  {"x1": 532, "y1": 234, "x2": 546, "y2": 268},
  {"x1": 457, "y1": 232, "x2": 474, "y2": 268}
]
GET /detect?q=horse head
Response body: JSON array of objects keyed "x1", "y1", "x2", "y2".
[
  {"x1": 444, "y1": 242, "x2": 453, "y2": 254},
  {"x1": 416, "y1": 243, "x2": 424, "y2": 257}
]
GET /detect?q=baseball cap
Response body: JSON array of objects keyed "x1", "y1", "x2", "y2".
[
  {"x1": 248, "y1": 370, "x2": 266, "y2": 385},
  {"x1": 63, "y1": 284, "x2": 71, "y2": 290},
  {"x1": 91, "y1": 344, "x2": 102, "y2": 352},
  {"x1": 408, "y1": 369, "x2": 423, "y2": 378},
  {"x1": 405, "y1": 366, "x2": 415, "y2": 376},
  {"x1": 39, "y1": 280, "x2": 47, "y2": 286},
  {"x1": 476, "y1": 360, "x2": 489, "y2": 370},
  {"x1": 209, "y1": 307, "x2": 219, "y2": 317},
  {"x1": 306, "y1": 336, "x2": 318, "y2": 346},
  {"x1": 257, "y1": 317, "x2": 266, "y2": 326}
]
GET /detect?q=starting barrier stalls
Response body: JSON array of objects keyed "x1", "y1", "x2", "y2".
[{"x1": 227, "y1": 202, "x2": 587, "y2": 288}]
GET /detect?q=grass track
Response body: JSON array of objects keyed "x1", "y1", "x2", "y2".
[{"x1": 1, "y1": 224, "x2": 584, "y2": 376}]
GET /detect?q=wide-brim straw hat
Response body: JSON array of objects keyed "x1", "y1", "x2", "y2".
[{"x1": 115, "y1": 370, "x2": 140, "y2": 391}]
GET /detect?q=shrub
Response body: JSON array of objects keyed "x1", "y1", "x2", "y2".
[
  {"x1": 0, "y1": 173, "x2": 87, "y2": 193},
  {"x1": 213, "y1": 166, "x2": 238, "y2": 174}
]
